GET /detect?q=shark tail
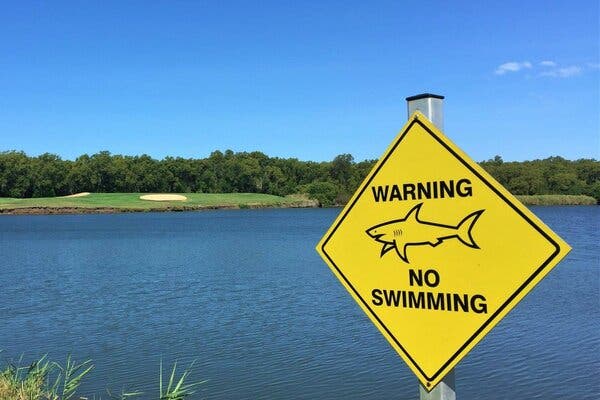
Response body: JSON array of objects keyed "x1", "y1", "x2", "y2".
[{"x1": 456, "y1": 210, "x2": 484, "y2": 249}]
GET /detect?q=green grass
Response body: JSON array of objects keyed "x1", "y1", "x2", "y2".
[
  {"x1": 1, "y1": 192, "x2": 593, "y2": 214},
  {"x1": 516, "y1": 194, "x2": 597, "y2": 205},
  {"x1": 0, "y1": 353, "x2": 203, "y2": 400},
  {"x1": 0, "y1": 354, "x2": 94, "y2": 400},
  {"x1": 0, "y1": 193, "x2": 317, "y2": 214}
]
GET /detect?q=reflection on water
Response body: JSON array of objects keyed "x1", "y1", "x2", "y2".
[{"x1": 0, "y1": 206, "x2": 598, "y2": 399}]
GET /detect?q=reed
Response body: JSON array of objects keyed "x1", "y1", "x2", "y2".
[
  {"x1": 0, "y1": 354, "x2": 92, "y2": 400},
  {"x1": 516, "y1": 194, "x2": 597, "y2": 205},
  {"x1": 0, "y1": 353, "x2": 204, "y2": 400}
]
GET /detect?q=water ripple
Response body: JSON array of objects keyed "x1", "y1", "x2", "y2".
[{"x1": 0, "y1": 208, "x2": 598, "y2": 399}]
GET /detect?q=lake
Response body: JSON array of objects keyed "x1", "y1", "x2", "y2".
[{"x1": 0, "y1": 207, "x2": 598, "y2": 399}]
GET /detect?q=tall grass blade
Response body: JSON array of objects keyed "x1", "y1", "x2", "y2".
[
  {"x1": 60, "y1": 355, "x2": 94, "y2": 400},
  {"x1": 158, "y1": 359, "x2": 205, "y2": 400}
]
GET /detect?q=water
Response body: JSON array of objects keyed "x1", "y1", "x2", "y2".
[{"x1": 0, "y1": 207, "x2": 598, "y2": 399}]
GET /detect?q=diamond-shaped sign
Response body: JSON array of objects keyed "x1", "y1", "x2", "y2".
[{"x1": 316, "y1": 112, "x2": 570, "y2": 389}]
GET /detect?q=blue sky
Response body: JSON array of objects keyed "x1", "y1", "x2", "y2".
[{"x1": 1, "y1": 1, "x2": 598, "y2": 162}]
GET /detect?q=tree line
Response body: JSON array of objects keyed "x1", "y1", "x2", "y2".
[{"x1": 0, "y1": 150, "x2": 598, "y2": 205}]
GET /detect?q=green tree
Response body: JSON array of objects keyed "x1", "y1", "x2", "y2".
[
  {"x1": 0, "y1": 151, "x2": 33, "y2": 197},
  {"x1": 302, "y1": 181, "x2": 339, "y2": 206},
  {"x1": 31, "y1": 153, "x2": 68, "y2": 197},
  {"x1": 330, "y1": 154, "x2": 354, "y2": 188}
]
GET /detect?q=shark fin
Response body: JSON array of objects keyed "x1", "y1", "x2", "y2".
[
  {"x1": 395, "y1": 244, "x2": 410, "y2": 263},
  {"x1": 380, "y1": 242, "x2": 396, "y2": 257},
  {"x1": 404, "y1": 203, "x2": 424, "y2": 221},
  {"x1": 456, "y1": 210, "x2": 484, "y2": 249}
]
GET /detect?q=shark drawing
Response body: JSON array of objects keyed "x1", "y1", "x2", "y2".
[{"x1": 366, "y1": 203, "x2": 484, "y2": 263}]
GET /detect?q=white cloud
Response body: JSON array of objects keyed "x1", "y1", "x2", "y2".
[
  {"x1": 540, "y1": 66, "x2": 582, "y2": 78},
  {"x1": 495, "y1": 59, "x2": 596, "y2": 78},
  {"x1": 494, "y1": 61, "x2": 532, "y2": 75}
]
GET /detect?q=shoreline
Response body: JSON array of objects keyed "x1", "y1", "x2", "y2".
[
  {"x1": 2, "y1": 201, "x2": 596, "y2": 216},
  {"x1": 0, "y1": 193, "x2": 595, "y2": 216},
  {"x1": 0, "y1": 202, "x2": 319, "y2": 216},
  {"x1": 0, "y1": 192, "x2": 319, "y2": 215},
  {"x1": 515, "y1": 194, "x2": 597, "y2": 206}
]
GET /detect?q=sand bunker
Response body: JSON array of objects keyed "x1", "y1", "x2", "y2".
[
  {"x1": 140, "y1": 194, "x2": 187, "y2": 201},
  {"x1": 62, "y1": 192, "x2": 91, "y2": 198}
]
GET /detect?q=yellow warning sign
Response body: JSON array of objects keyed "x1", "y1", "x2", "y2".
[{"x1": 316, "y1": 112, "x2": 571, "y2": 389}]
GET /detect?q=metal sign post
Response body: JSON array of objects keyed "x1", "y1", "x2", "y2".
[
  {"x1": 406, "y1": 93, "x2": 444, "y2": 132},
  {"x1": 406, "y1": 94, "x2": 456, "y2": 400},
  {"x1": 419, "y1": 370, "x2": 455, "y2": 400}
]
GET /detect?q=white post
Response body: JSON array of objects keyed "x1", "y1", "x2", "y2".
[
  {"x1": 406, "y1": 93, "x2": 456, "y2": 400},
  {"x1": 406, "y1": 93, "x2": 445, "y2": 131},
  {"x1": 418, "y1": 370, "x2": 455, "y2": 400}
]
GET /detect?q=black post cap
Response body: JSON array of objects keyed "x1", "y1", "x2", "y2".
[{"x1": 405, "y1": 93, "x2": 445, "y2": 101}]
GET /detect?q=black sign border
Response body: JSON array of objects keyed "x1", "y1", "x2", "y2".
[{"x1": 320, "y1": 117, "x2": 562, "y2": 385}]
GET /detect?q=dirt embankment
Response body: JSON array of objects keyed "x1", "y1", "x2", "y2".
[{"x1": 0, "y1": 201, "x2": 319, "y2": 216}]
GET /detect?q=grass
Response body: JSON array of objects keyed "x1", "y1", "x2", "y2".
[
  {"x1": 0, "y1": 353, "x2": 203, "y2": 400},
  {"x1": 0, "y1": 192, "x2": 594, "y2": 215},
  {"x1": 0, "y1": 192, "x2": 317, "y2": 214},
  {"x1": 516, "y1": 194, "x2": 597, "y2": 205},
  {"x1": 0, "y1": 355, "x2": 93, "y2": 400}
]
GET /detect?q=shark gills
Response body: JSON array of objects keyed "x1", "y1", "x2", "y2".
[{"x1": 366, "y1": 203, "x2": 484, "y2": 263}]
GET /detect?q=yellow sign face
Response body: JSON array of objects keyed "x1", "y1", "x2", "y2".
[{"x1": 316, "y1": 112, "x2": 571, "y2": 389}]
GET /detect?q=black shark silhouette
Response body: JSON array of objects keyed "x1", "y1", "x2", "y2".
[{"x1": 366, "y1": 203, "x2": 484, "y2": 263}]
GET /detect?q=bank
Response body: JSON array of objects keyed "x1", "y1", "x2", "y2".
[
  {"x1": 0, "y1": 193, "x2": 595, "y2": 215},
  {"x1": 0, "y1": 192, "x2": 318, "y2": 215},
  {"x1": 515, "y1": 194, "x2": 597, "y2": 206}
]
